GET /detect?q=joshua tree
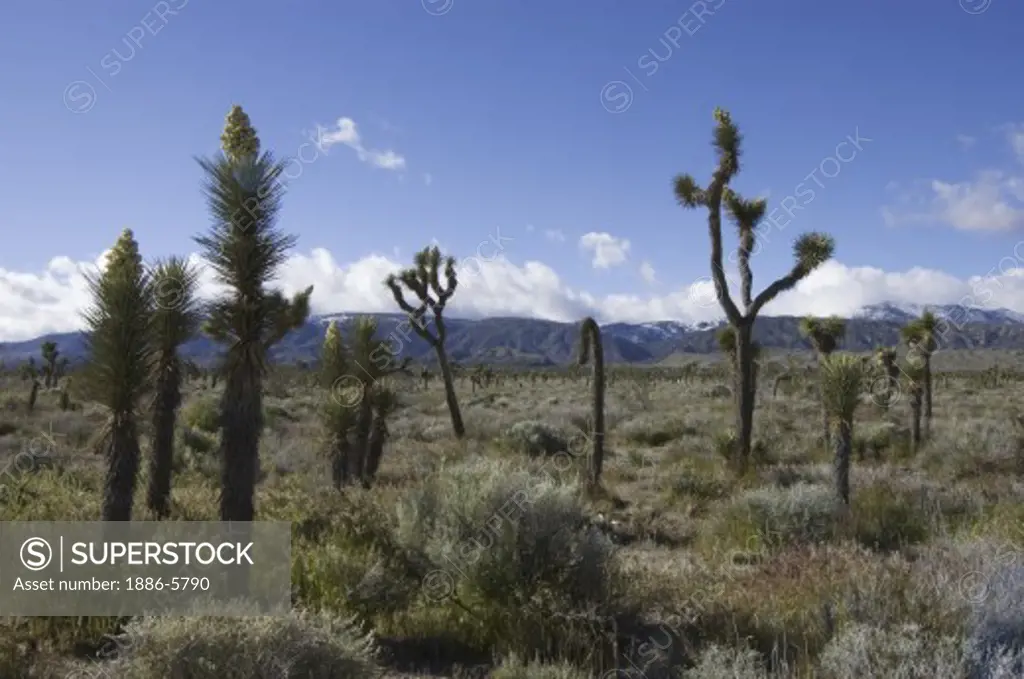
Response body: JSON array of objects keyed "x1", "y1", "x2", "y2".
[
  {"x1": 319, "y1": 318, "x2": 406, "y2": 488},
  {"x1": 800, "y1": 315, "x2": 847, "y2": 448},
  {"x1": 717, "y1": 325, "x2": 762, "y2": 397},
  {"x1": 147, "y1": 257, "x2": 202, "y2": 519},
  {"x1": 577, "y1": 317, "x2": 606, "y2": 488},
  {"x1": 40, "y1": 341, "x2": 59, "y2": 388},
  {"x1": 675, "y1": 108, "x2": 834, "y2": 467},
  {"x1": 80, "y1": 229, "x2": 155, "y2": 521},
  {"x1": 820, "y1": 353, "x2": 864, "y2": 506},
  {"x1": 902, "y1": 311, "x2": 938, "y2": 439},
  {"x1": 385, "y1": 246, "x2": 465, "y2": 438},
  {"x1": 873, "y1": 347, "x2": 900, "y2": 412},
  {"x1": 27, "y1": 378, "x2": 39, "y2": 412},
  {"x1": 196, "y1": 104, "x2": 313, "y2": 522},
  {"x1": 905, "y1": 363, "x2": 925, "y2": 454}
]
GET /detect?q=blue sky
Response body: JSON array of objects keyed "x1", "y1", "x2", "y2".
[{"x1": 1, "y1": 0, "x2": 1024, "y2": 340}]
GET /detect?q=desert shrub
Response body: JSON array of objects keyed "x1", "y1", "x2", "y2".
[
  {"x1": 853, "y1": 421, "x2": 908, "y2": 460},
  {"x1": 705, "y1": 482, "x2": 839, "y2": 554},
  {"x1": 391, "y1": 456, "x2": 619, "y2": 662},
  {"x1": 619, "y1": 415, "x2": 696, "y2": 447},
  {"x1": 848, "y1": 483, "x2": 931, "y2": 551},
  {"x1": 104, "y1": 609, "x2": 380, "y2": 679},
  {"x1": 682, "y1": 643, "x2": 769, "y2": 678},
  {"x1": 670, "y1": 461, "x2": 732, "y2": 505},
  {"x1": 964, "y1": 563, "x2": 1024, "y2": 679},
  {"x1": 503, "y1": 420, "x2": 573, "y2": 457},
  {"x1": 817, "y1": 623, "x2": 962, "y2": 678},
  {"x1": 179, "y1": 396, "x2": 220, "y2": 434},
  {"x1": 493, "y1": 654, "x2": 590, "y2": 679}
]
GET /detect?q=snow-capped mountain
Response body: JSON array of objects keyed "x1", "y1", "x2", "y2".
[{"x1": 854, "y1": 302, "x2": 1024, "y2": 325}]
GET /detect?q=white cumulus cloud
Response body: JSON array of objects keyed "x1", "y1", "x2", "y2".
[
  {"x1": 315, "y1": 117, "x2": 407, "y2": 171},
  {"x1": 579, "y1": 232, "x2": 630, "y2": 269},
  {"x1": 5, "y1": 249, "x2": 1024, "y2": 342}
]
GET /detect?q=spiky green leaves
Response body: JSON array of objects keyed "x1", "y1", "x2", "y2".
[
  {"x1": 799, "y1": 316, "x2": 847, "y2": 356},
  {"x1": 723, "y1": 188, "x2": 767, "y2": 233},
  {"x1": 673, "y1": 174, "x2": 705, "y2": 208},
  {"x1": 221, "y1": 105, "x2": 260, "y2": 164},
  {"x1": 819, "y1": 353, "x2": 865, "y2": 425},
  {"x1": 81, "y1": 229, "x2": 155, "y2": 416},
  {"x1": 151, "y1": 257, "x2": 203, "y2": 355},
  {"x1": 196, "y1": 107, "x2": 309, "y2": 362},
  {"x1": 794, "y1": 233, "x2": 835, "y2": 274},
  {"x1": 712, "y1": 107, "x2": 741, "y2": 180}
]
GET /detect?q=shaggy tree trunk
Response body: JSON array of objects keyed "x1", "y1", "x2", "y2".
[
  {"x1": 219, "y1": 370, "x2": 262, "y2": 522},
  {"x1": 364, "y1": 415, "x2": 387, "y2": 487},
  {"x1": 909, "y1": 392, "x2": 922, "y2": 454},
  {"x1": 103, "y1": 416, "x2": 142, "y2": 521},
  {"x1": 833, "y1": 419, "x2": 852, "y2": 505},
  {"x1": 435, "y1": 348, "x2": 465, "y2": 438},
  {"x1": 351, "y1": 391, "x2": 373, "y2": 483},
  {"x1": 734, "y1": 322, "x2": 756, "y2": 467},
  {"x1": 147, "y1": 369, "x2": 181, "y2": 519},
  {"x1": 331, "y1": 439, "x2": 350, "y2": 489},
  {"x1": 923, "y1": 356, "x2": 933, "y2": 439}
]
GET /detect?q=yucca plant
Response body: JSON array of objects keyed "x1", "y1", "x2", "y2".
[
  {"x1": 577, "y1": 317, "x2": 605, "y2": 488},
  {"x1": 80, "y1": 229, "x2": 156, "y2": 521},
  {"x1": 675, "y1": 108, "x2": 835, "y2": 468},
  {"x1": 904, "y1": 362, "x2": 925, "y2": 454},
  {"x1": 902, "y1": 311, "x2": 938, "y2": 439},
  {"x1": 873, "y1": 347, "x2": 900, "y2": 412},
  {"x1": 800, "y1": 315, "x2": 847, "y2": 448},
  {"x1": 195, "y1": 104, "x2": 313, "y2": 521},
  {"x1": 147, "y1": 257, "x2": 203, "y2": 519},
  {"x1": 40, "y1": 341, "x2": 59, "y2": 388},
  {"x1": 385, "y1": 245, "x2": 465, "y2": 438},
  {"x1": 820, "y1": 353, "x2": 865, "y2": 505},
  {"x1": 319, "y1": 318, "x2": 406, "y2": 488}
]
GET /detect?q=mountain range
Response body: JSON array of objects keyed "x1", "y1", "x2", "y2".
[{"x1": 3, "y1": 302, "x2": 1024, "y2": 367}]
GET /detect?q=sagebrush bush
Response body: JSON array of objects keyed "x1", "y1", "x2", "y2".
[
  {"x1": 964, "y1": 563, "x2": 1024, "y2": 679},
  {"x1": 681, "y1": 643, "x2": 770, "y2": 678},
  {"x1": 492, "y1": 654, "x2": 590, "y2": 679},
  {"x1": 503, "y1": 420, "x2": 573, "y2": 457},
  {"x1": 179, "y1": 396, "x2": 220, "y2": 434},
  {"x1": 391, "y1": 456, "x2": 619, "y2": 662},
  {"x1": 818, "y1": 623, "x2": 962, "y2": 678},
  {"x1": 104, "y1": 609, "x2": 380, "y2": 679},
  {"x1": 707, "y1": 482, "x2": 839, "y2": 554}
]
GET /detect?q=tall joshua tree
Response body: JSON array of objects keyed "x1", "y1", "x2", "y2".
[
  {"x1": 81, "y1": 229, "x2": 155, "y2": 521},
  {"x1": 820, "y1": 353, "x2": 864, "y2": 506},
  {"x1": 902, "y1": 311, "x2": 938, "y2": 439},
  {"x1": 675, "y1": 108, "x2": 834, "y2": 467},
  {"x1": 196, "y1": 104, "x2": 313, "y2": 521},
  {"x1": 147, "y1": 257, "x2": 202, "y2": 519},
  {"x1": 385, "y1": 246, "x2": 465, "y2": 438},
  {"x1": 40, "y1": 341, "x2": 59, "y2": 388},
  {"x1": 578, "y1": 317, "x2": 605, "y2": 488},
  {"x1": 800, "y1": 315, "x2": 846, "y2": 447}
]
